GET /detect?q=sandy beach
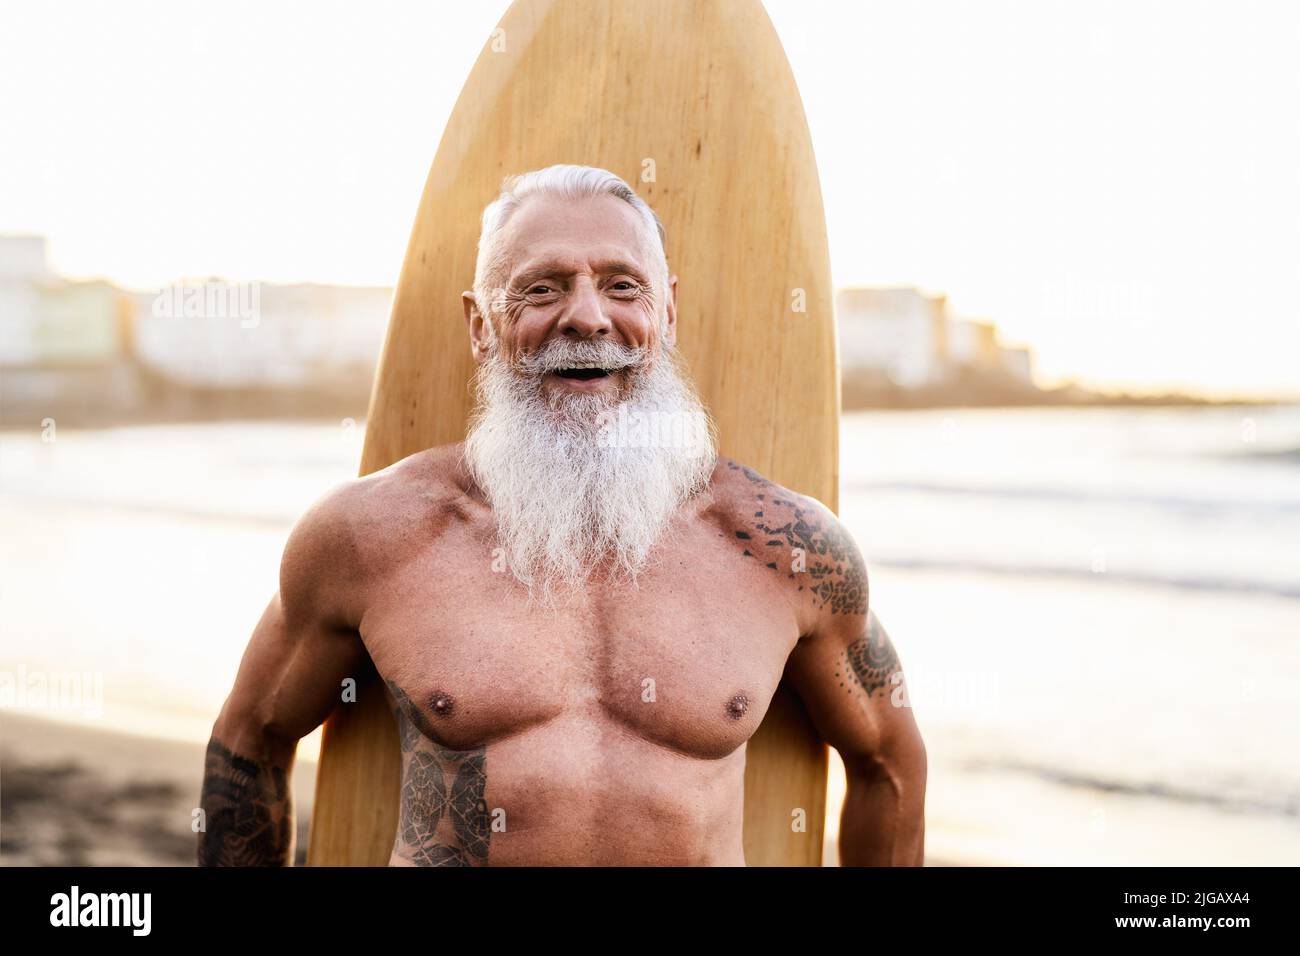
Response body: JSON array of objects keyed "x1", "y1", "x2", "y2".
[
  {"x1": 0, "y1": 711, "x2": 865, "y2": 866},
  {"x1": 0, "y1": 711, "x2": 316, "y2": 867},
  {"x1": 6, "y1": 708, "x2": 1295, "y2": 867},
  {"x1": 0, "y1": 710, "x2": 983, "y2": 867}
]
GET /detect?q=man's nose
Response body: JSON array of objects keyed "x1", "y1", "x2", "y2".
[{"x1": 556, "y1": 279, "x2": 611, "y2": 338}]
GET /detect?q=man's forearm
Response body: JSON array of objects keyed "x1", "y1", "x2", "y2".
[
  {"x1": 197, "y1": 737, "x2": 295, "y2": 866},
  {"x1": 839, "y1": 758, "x2": 926, "y2": 866}
]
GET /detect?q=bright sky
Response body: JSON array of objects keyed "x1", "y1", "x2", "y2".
[{"x1": 1, "y1": 0, "x2": 1296, "y2": 398}]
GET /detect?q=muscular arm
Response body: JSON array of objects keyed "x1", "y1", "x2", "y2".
[
  {"x1": 198, "y1": 487, "x2": 369, "y2": 866},
  {"x1": 780, "y1": 497, "x2": 927, "y2": 867}
]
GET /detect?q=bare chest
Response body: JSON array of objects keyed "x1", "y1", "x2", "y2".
[{"x1": 359, "y1": 519, "x2": 800, "y2": 760}]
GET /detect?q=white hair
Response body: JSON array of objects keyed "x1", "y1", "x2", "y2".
[{"x1": 471, "y1": 164, "x2": 670, "y2": 342}]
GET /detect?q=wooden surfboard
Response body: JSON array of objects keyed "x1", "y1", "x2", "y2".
[{"x1": 307, "y1": 0, "x2": 839, "y2": 866}]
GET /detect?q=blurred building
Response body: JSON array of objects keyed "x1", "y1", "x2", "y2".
[
  {"x1": 836, "y1": 285, "x2": 1035, "y2": 392},
  {"x1": 0, "y1": 233, "x2": 397, "y2": 423},
  {"x1": 130, "y1": 282, "x2": 392, "y2": 388},
  {"x1": 947, "y1": 317, "x2": 998, "y2": 371},
  {"x1": 0, "y1": 236, "x2": 124, "y2": 366},
  {"x1": 0, "y1": 234, "x2": 392, "y2": 385},
  {"x1": 836, "y1": 287, "x2": 949, "y2": 387},
  {"x1": 0, "y1": 235, "x2": 52, "y2": 282},
  {"x1": 1000, "y1": 346, "x2": 1033, "y2": 385}
]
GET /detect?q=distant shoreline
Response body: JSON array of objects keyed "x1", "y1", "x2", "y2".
[
  {"x1": 841, "y1": 392, "x2": 1286, "y2": 412},
  {"x1": 841, "y1": 367, "x2": 1291, "y2": 412},
  {"x1": 0, "y1": 362, "x2": 1291, "y2": 430}
]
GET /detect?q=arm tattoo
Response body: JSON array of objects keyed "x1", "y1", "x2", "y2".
[
  {"x1": 725, "y1": 460, "x2": 868, "y2": 616},
  {"x1": 386, "y1": 679, "x2": 490, "y2": 866},
  {"x1": 842, "y1": 612, "x2": 901, "y2": 698},
  {"x1": 197, "y1": 738, "x2": 292, "y2": 866}
]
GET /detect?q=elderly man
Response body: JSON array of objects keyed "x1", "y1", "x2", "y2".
[{"x1": 198, "y1": 164, "x2": 927, "y2": 867}]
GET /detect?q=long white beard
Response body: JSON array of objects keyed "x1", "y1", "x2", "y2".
[{"x1": 463, "y1": 337, "x2": 717, "y2": 603}]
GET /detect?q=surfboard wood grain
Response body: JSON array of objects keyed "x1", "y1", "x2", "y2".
[{"x1": 308, "y1": 0, "x2": 837, "y2": 867}]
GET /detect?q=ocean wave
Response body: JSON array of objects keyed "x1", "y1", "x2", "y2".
[
  {"x1": 0, "y1": 490, "x2": 294, "y2": 528},
  {"x1": 1217, "y1": 445, "x2": 1300, "y2": 465},
  {"x1": 869, "y1": 554, "x2": 1300, "y2": 601},
  {"x1": 847, "y1": 479, "x2": 1300, "y2": 517},
  {"x1": 962, "y1": 758, "x2": 1300, "y2": 820}
]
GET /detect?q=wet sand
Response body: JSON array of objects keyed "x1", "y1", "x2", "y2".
[{"x1": 0, "y1": 711, "x2": 315, "y2": 866}]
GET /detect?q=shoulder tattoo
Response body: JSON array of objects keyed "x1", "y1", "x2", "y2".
[{"x1": 724, "y1": 460, "x2": 867, "y2": 616}]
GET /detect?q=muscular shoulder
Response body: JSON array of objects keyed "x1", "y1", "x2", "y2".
[
  {"x1": 279, "y1": 443, "x2": 475, "y2": 627},
  {"x1": 706, "y1": 457, "x2": 869, "y2": 630}
]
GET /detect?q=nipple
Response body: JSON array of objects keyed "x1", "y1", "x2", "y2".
[
  {"x1": 429, "y1": 692, "x2": 455, "y2": 718},
  {"x1": 726, "y1": 694, "x2": 750, "y2": 720}
]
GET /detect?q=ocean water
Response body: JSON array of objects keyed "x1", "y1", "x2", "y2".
[
  {"x1": 835, "y1": 405, "x2": 1300, "y2": 864},
  {"x1": 1, "y1": 405, "x2": 1297, "y2": 864}
]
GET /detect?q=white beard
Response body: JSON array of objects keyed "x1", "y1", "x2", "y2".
[{"x1": 462, "y1": 336, "x2": 717, "y2": 604}]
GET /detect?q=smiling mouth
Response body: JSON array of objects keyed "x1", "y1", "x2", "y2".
[{"x1": 553, "y1": 367, "x2": 613, "y2": 381}]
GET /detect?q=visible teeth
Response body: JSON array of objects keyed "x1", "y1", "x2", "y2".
[{"x1": 552, "y1": 365, "x2": 615, "y2": 382}]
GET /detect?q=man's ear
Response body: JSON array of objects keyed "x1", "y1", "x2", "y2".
[
  {"x1": 663, "y1": 274, "x2": 678, "y2": 346},
  {"x1": 462, "y1": 291, "x2": 489, "y2": 363}
]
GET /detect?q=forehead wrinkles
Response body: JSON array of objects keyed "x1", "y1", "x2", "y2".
[
  {"x1": 507, "y1": 192, "x2": 647, "y2": 242},
  {"x1": 500, "y1": 197, "x2": 661, "y2": 280}
]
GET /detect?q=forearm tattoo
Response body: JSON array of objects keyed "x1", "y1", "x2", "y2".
[
  {"x1": 726, "y1": 460, "x2": 867, "y2": 615},
  {"x1": 197, "y1": 738, "x2": 292, "y2": 866},
  {"x1": 386, "y1": 679, "x2": 490, "y2": 866},
  {"x1": 841, "y1": 612, "x2": 901, "y2": 698}
]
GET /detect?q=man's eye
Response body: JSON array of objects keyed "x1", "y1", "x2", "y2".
[
  {"x1": 527, "y1": 284, "x2": 553, "y2": 295},
  {"x1": 611, "y1": 281, "x2": 637, "y2": 292}
]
